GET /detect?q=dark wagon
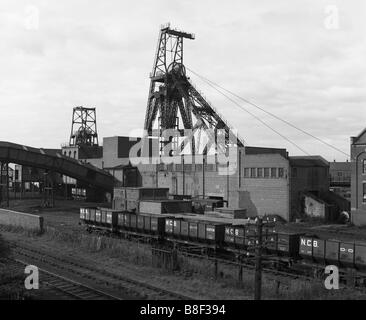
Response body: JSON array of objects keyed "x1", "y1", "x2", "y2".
[
  {"x1": 165, "y1": 217, "x2": 227, "y2": 246},
  {"x1": 117, "y1": 211, "x2": 136, "y2": 231},
  {"x1": 266, "y1": 232, "x2": 301, "y2": 257},
  {"x1": 299, "y1": 236, "x2": 326, "y2": 263},
  {"x1": 80, "y1": 207, "x2": 97, "y2": 226},
  {"x1": 117, "y1": 212, "x2": 166, "y2": 237},
  {"x1": 299, "y1": 236, "x2": 366, "y2": 269},
  {"x1": 224, "y1": 225, "x2": 245, "y2": 248},
  {"x1": 89, "y1": 207, "x2": 120, "y2": 232}
]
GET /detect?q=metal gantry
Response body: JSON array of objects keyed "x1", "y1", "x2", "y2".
[
  {"x1": 144, "y1": 24, "x2": 243, "y2": 156},
  {"x1": 69, "y1": 107, "x2": 99, "y2": 147}
]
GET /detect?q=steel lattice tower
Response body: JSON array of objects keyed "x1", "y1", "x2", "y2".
[
  {"x1": 144, "y1": 24, "x2": 243, "y2": 156},
  {"x1": 69, "y1": 106, "x2": 99, "y2": 147}
]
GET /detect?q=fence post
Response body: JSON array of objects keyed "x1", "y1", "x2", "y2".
[
  {"x1": 238, "y1": 265, "x2": 243, "y2": 282},
  {"x1": 214, "y1": 259, "x2": 218, "y2": 279},
  {"x1": 254, "y1": 218, "x2": 263, "y2": 300},
  {"x1": 275, "y1": 280, "x2": 281, "y2": 295}
]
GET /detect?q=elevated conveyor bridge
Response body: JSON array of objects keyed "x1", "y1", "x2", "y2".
[{"x1": 0, "y1": 141, "x2": 115, "y2": 192}]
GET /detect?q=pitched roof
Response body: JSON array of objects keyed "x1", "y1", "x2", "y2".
[
  {"x1": 289, "y1": 156, "x2": 329, "y2": 167},
  {"x1": 245, "y1": 146, "x2": 288, "y2": 158},
  {"x1": 351, "y1": 127, "x2": 366, "y2": 145},
  {"x1": 329, "y1": 161, "x2": 351, "y2": 171}
]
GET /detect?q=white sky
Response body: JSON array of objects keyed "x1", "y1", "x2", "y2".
[{"x1": 0, "y1": 0, "x2": 365, "y2": 161}]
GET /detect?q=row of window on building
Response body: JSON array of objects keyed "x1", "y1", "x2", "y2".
[
  {"x1": 359, "y1": 161, "x2": 366, "y2": 202},
  {"x1": 160, "y1": 163, "x2": 218, "y2": 172},
  {"x1": 244, "y1": 167, "x2": 285, "y2": 179}
]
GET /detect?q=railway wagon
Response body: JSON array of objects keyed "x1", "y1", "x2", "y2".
[
  {"x1": 83, "y1": 207, "x2": 120, "y2": 232},
  {"x1": 165, "y1": 216, "x2": 227, "y2": 245},
  {"x1": 224, "y1": 225, "x2": 300, "y2": 257},
  {"x1": 224, "y1": 225, "x2": 269, "y2": 246},
  {"x1": 266, "y1": 232, "x2": 301, "y2": 257},
  {"x1": 80, "y1": 207, "x2": 97, "y2": 225},
  {"x1": 299, "y1": 236, "x2": 366, "y2": 269},
  {"x1": 224, "y1": 224, "x2": 275, "y2": 246},
  {"x1": 224, "y1": 225, "x2": 245, "y2": 248},
  {"x1": 117, "y1": 211, "x2": 166, "y2": 237},
  {"x1": 243, "y1": 224, "x2": 276, "y2": 246}
]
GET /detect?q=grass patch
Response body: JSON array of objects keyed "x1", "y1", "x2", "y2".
[
  {"x1": 4, "y1": 225, "x2": 366, "y2": 300},
  {"x1": 44, "y1": 226, "x2": 153, "y2": 267},
  {"x1": 0, "y1": 224, "x2": 43, "y2": 237},
  {"x1": 0, "y1": 234, "x2": 33, "y2": 300}
]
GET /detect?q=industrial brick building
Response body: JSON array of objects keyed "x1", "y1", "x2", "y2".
[
  {"x1": 65, "y1": 135, "x2": 344, "y2": 222},
  {"x1": 351, "y1": 128, "x2": 366, "y2": 225}
]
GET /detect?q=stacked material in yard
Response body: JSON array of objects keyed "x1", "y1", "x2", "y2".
[
  {"x1": 139, "y1": 200, "x2": 192, "y2": 215},
  {"x1": 170, "y1": 213, "x2": 255, "y2": 226},
  {"x1": 113, "y1": 187, "x2": 169, "y2": 212},
  {"x1": 192, "y1": 198, "x2": 224, "y2": 214},
  {"x1": 211, "y1": 207, "x2": 247, "y2": 219}
]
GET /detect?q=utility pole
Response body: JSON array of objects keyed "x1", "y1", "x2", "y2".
[
  {"x1": 6, "y1": 163, "x2": 9, "y2": 207},
  {"x1": 182, "y1": 155, "x2": 185, "y2": 196},
  {"x1": 202, "y1": 156, "x2": 205, "y2": 198},
  {"x1": 0, "y1": 162, "x2": 2, "y2": 205},
  {"x1": 155, "y1": 161, "x2": 159, "y2": 188},
  {"x1": 254, "y1": 217, "x2": 263, "y2": 300},
  {"x1": 226, "y1": 161, "x2": 230, "y2": 207}
]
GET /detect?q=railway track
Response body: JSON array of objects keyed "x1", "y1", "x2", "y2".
[
  {"x1": 179, "y1": 250, "x2": 317, "y2": 287},
  {"x1": 10, "y1": 242, "x2": 194, "y2": 300},
  {"x1": 5, "y1": 259, "x2": 121, "y2": 300},
  {"x1": 81, "y1": 227, "x2": 366, "y2": 291}
]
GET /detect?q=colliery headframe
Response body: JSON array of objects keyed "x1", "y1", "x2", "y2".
[{"x1": 144, "y1": 24, "x2": 244, "y2": 156}]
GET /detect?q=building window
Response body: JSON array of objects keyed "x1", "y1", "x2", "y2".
[
  {"x1": 271, "y1": 168, "x2": 277, "y2": 178},
  {"x1": 264, "y1": 168, "x2": 270, "y2": 178},
  {"x1": 363, "y1": 160, "x2": 366, "y2": 174},
  {"x1": 244, "y1": 168, "x2": 250, "y2": 178},
  {"x1": 73, "y1": 151, "x2": 77, "y2": 159},
  {"x1": 257, "y1": 168, "x2": 263, "y2": 178},
  {"x1": 278, "y1": 168, "x2": 284, "y2": 178},
  {"x1": 250, "y1": 168, "x2": 256, "y2": 178},
  {"x1": 364, "y1": 183, "x2": 366, "y2": 203}
]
